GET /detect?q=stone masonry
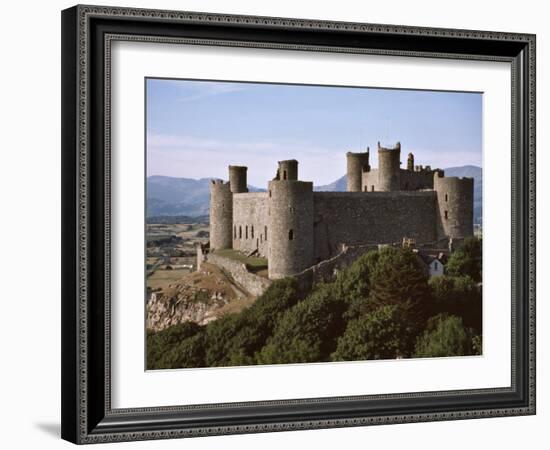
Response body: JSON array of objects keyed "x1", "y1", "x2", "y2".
[{"x1": 208, "y1": 144, "x2": 474, "y2": 280}]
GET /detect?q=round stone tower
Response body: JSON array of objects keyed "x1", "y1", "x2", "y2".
[
  {"x1": 433, "y1": 170, "x2": 474, "y2": 240},
  {"x1": 209, "y1": 179, "x2": 233, "y2": 250},
  {"x1": 267, "y1": 180, "x2": 314, "y2": 279},
  {"x1": 346, "y1": 149, "x2": 370, "y2": 192},
  {"x1": 407, "y1": 152, "x2": 414, "y2": 171},
  {"x1": 228, "y1": 165, "x2": 248, "y2": 193},
  {"x1": 277, "y1": 159, "x2": 298, "y2": 181},
  {"x1": 377, "y1": 142, "x2": 401, "y2": 191}
]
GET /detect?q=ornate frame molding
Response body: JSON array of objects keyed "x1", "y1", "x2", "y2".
[{"x1": 62, "y1": 5, "x2": 536, "y2": 444}]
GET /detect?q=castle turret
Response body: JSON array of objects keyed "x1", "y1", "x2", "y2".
[
  {"x1": 209, "y1": 179, "x2": 233, "y2": 250},
  {"x1": 377, "y1": 142, "x2": 401, "y2": 191},
  {"x1": 433, "y1": 170, "x2": 474, "y2": 241},
  {"x1": 407, "y1": 152, "x2": 414, "y2": 171},
  {"x1": 277, "y1": 159, "x2": 299, "y2": 181},
  {"x1": 267, "y1": 179, "x2": 314, "y2": 279},
  {"x1": 346, "y1": 149, "x2": 370, "y2": 192},
  {"x1": 228, "y1": 165, "x2": 248, "y2": 193}
]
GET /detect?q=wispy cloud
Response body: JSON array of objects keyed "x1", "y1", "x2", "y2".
[
  {"x1": 146, "y1": 133, "x2": 346, "y2": 186},
  {"x1": 178, "y1": 84, "x2": 247, "y2": 103}
]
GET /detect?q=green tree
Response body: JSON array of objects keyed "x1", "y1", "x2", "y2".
[
  {"x1": 446, "y1": 237, "x2": 482, "y2": 282},
  {"x1": 429, "y1": 275, "x2": 482, "y2": 332},
  {"x1": 333, "y1": 250, "x2": 379, "y2": 320},
  {"x1": 147, "y1": 325, "x2": 206, "y2": 370},
  {"x1": 257, "y1": 282, "x2": 348, "y2": 364},
  {"x1": 331, "y1": 304, "x2": 418, "y2": 361},
  {"x1": 368, "y1": 247, "x2": 432, "y2": 327},
  {"x1": 414, "y1": 314, "x2": 475, "y2": 358},
  {"x1": 146, "y1": 321, "x2": 202, "y2": 369},
  {"x1": 205, "y1": 278, "x2": 301, "y2": 366}
]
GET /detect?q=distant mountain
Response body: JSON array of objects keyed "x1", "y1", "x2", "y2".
[
  {"x1": 147, "y1": 166, "x2": 482, "y2": 224},
  {"x1": 146, "y1": 176, "x2": 263, "y2": 217},
  {"x1": 314, "y1": 175, "x2": 347, "y2": 192}
]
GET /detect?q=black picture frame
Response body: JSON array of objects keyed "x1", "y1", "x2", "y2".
[{"x1": 61, "y1": 4, "x2": 536, "y2": 444}]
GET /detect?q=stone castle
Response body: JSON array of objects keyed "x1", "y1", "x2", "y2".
[{"x1": 209, "y1": 142, "x2": 474, "y2": 280}]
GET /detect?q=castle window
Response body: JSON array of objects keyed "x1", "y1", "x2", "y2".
[
  {"x1": 234, "y1": 225, "x2": 236, "y2": 239},
  {"x1": 239, "y1": 226, "x2": 242, "y2": 239},
  {"x1": 245, "y1": 225, "x2": 248, "y2": 239},
  {"x1": 363, "y1": 186, "x2": 367, "y2": 192},
  {"x1": 251, "y1": 226, "x2": 254, "y2": 238},
  {"x1": 445, "y1": 194, "x2": 448, "y2": 202},
  {"x1": 269, "y1": 190, "x2": 272, "y2": 198},
  {"x1": 288, "y1": 229, "x2": 294, "y2": 240},
  {"x1": 444, "y1": 210, "x2": 448, "y2": 220},
  {"x1": 371, "y1": 185, "x2": 375, "y2": 192},
  {"x1": 260, "y1": 235, "x2": 263, "y2": 243},
  {"x1": 265, "y1": 226, "x2": 268, "y2": 241},
  {"x1": 283, "y1": 170, "x2": 287, "y2": 180}
]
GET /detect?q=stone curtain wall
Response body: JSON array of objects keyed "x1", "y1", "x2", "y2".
[
  {"x1": 294, "y1": 243, "x2": 377, "y2": 292},
  {"x1": 232, "y1": 192, "x2": 269, "y2": 257},
  {"x1": 399, "y1": 169, "x2": 435, "y2": 191},
  {"x1": 362, "y1": 168, "x2": 435, "y2": 192},
  {"x1": 313, "y1": 191, "x2": 439, "y2": 261},
  {"x1": 207, "y1": 253, "x2": 272, "y2": 297}
]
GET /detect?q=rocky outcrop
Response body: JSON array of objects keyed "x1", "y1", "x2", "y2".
[{"x1": 146, "y1": 262, "x2": 254, "y2": 331}]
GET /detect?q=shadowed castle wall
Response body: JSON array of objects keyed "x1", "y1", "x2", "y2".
[
  {"x1": 346, "y1": 151, "x2": 370, "y2": 192},
  {"x1": 378, "y1": 144, "x2": 401, "y2": 191},
  {"x1": 228, "y1": 165, "x2": 248, "y2": 193},
  {"x1": 232, "y1": 192, "x2": 269, "y2": 257},
  {"x1": 312, "y1": 191, "x2": 438, "y2": 261},
  {"x1": 268, "y1": 180, "x2": 314, "y2": 279},
  {"x1": 277, "y1": 160, "x2": 298, "y2": 181}
]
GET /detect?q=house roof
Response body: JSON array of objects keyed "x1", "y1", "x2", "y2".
[{"x1": 417, "y1": 251, "x2": 448, "y2": 266}]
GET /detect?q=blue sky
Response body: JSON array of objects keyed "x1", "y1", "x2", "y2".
[{"x1": 146, "y1": 78, "x2": 482, "y2": 187}]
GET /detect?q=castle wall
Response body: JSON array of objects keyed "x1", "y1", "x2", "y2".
[
  {"x1": 362, "y1": 169, "x2": 379, "y2": 192},
  {"x1": 228, "y1": 165, "x2": 248, "y2": 193},
  {"x1": 312, "y1": 191, "x2": 438, "y2": 261},
  {"x1": 293, "y1": 243, "x2": 377, "y2": 291},
  {"x1": 346, "y1": 151, "x2": 370, "y2": 192},
  {"x1": 433, "y1": 172, "x2": 474, "y2": 240},
  {"x1": 209, "y1": 180, "x2": 233, "y2": 251},
  {"x1": 378, "y1": 145, "x2": 401, "y2": 191},
  {"x1": 207, "y1": 253, "x2": 272, "y2": 297},
  {"x1": 399, "y1": 169, "x2": 435, "y2": 190},
  {"x1": 268, "y1": 180, "x2": 314, "y2": 279},
  {"x1": 278, "y1": 160, "x2": 298, "y2": 181},
  {"x1": 232, "y1": 192, "x2": 269, "y2": 257},
  {"x1": 362, "y1": 168, "x2": 435, "y2": 192}
]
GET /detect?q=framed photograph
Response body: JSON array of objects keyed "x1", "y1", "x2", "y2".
[{"x1": 61, "y1": 5, "x2": 536, "y2": 444}]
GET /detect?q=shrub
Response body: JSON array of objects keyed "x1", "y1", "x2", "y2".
[
  {"x1": 446, "y1": 237, "x2": 482, "y2": 282},
  {"x1": 146, "y1": 322, "x2": 205, "y2": 369},
  {"x1": 257, "y1": 283, "x2": 348, "y2": 364},
  {"x1": 332, "y1": 304, "x2": 419, "y2": 361},
  {"x1": 414, "y1": 314, "x2": 476, "y2": 358},
  {"x1": 429, "y1": 275, "x2": 482, "y2": 333},
  {"x1": 205, "y1": 278, "x2": 301, "y2": 367}
]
